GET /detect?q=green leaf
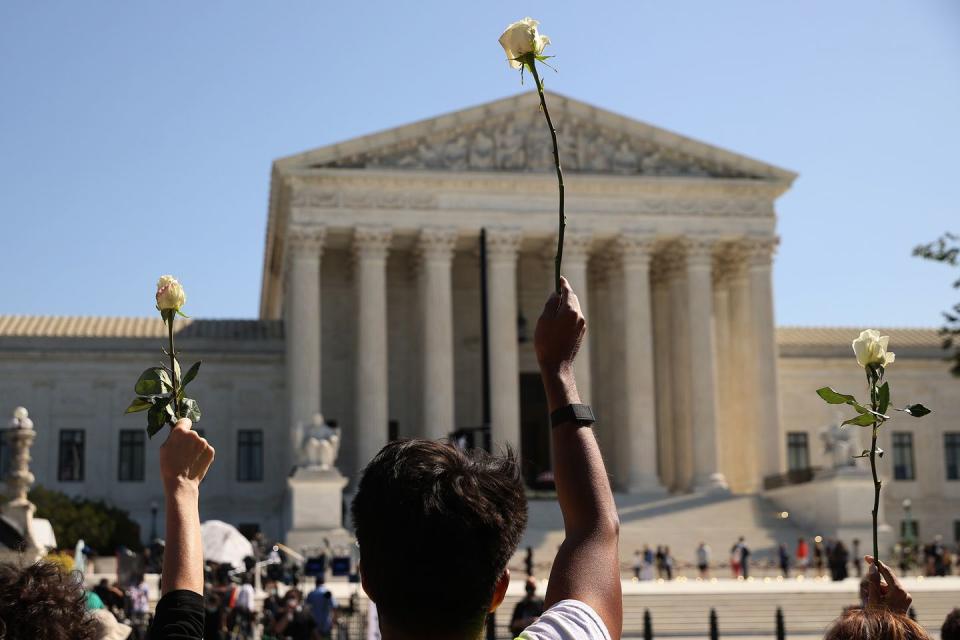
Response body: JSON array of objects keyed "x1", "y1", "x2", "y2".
[
  {"x1": 903, "y1": 404, "x2": 932, "y2": 418},
  {"x1": 817, "y1": 387, "x2": 858, "y2": 405},
  {"x1": 853, "y1": 449, "x2": 870, "y2": 459},
  {"x1": 181, "y1": 361, "x2": 202, "y2": 389},
  {"x1": 878, "y1": 382, "x2": 891, "y2": 416},
  {"x1": 146, "y1": 403, "x2": 169, "y2": 438},
  {"x1": 842, "y1": 413, "x2": 877, "y2": 427},
  {"x1": 134, "y1": 367, "x2": 172, "y2": 396},
  {"x1": 124, "y1": 397, "x2": 151, "y2": 414},
  {"x1": 173, "y1": 357, "x2": 181, "y2": 384},
  {"x1": 176, "y1": 309, "x2": 190, "y2": 318},
  {"x1": 179, "y1": 397, "x2": 202, "y2": 424}
]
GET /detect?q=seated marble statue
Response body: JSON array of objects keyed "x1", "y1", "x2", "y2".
[{"x1": 299, "y1": 413, "x2": 340, "y2": 470}]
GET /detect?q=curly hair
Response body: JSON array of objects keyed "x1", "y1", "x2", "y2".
[
  {"x1": 825, "y1": 608, "x2": 930, "y2": 640},
  {"x1": 0, "y1": 561, "x2": 97, "y2": 640},
  {"x1": 351, "y1": 439, "x2": 527, "y2": 638}
]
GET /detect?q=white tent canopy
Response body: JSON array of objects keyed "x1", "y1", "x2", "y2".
[{"x1": 199, "y1": 520, "x2": 254, "y2": 568}]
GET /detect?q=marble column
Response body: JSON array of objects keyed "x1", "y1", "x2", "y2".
[
  {"x1": 711, "y1": 251, "x2": 736, "y2": 490},
  {"x1": 615, "y1": 234, "x2": 666, "y2": 494},
  {"x1": 550, "y1": 230, "x2": 593, "y2": 403},
  {"x1": 353, "y1": 226, "x2": 393, "y2": 473},
  {"x1": 285, "y1": 226, "x2": 325, "y2": 469},
  {"x1": 486, "y1": 228, "x2": 522, "y2": 455},
  {"x1": 685, "y1": 239, "x2": 729, "y2": 492},
  {"x1": 745, "y1": 237, "x2": 786, "y2": 478},
  {"x1": 650, "y1": 256, "x2": 676, "y2": 491},
  {"x1": 417, "y1": 227, "x2": 458, "y2": 440},
  {"x1": 665, "y1": 245, "x2": 694, "y2": 491},
  {"x1": 726, "y1": 250, "x2": 759, "y2": 491}
]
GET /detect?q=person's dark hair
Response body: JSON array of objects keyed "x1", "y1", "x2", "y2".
[
  {"x1": 824, "y1": 608, "x2": 930, "y2": 640},
  {"x1": 0, "y1": 561, "x2": 97, "y2": 640},
  {"x1": 942, "y1": 608, "x2": 960, "y2": 640},
  {"x1": 351, "y1": 439, "x2": 527, "y2": 637}
]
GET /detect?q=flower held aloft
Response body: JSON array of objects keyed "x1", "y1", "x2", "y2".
[
  {"x1": 498, "y1": 18, "x2": 551, "y2": 69},
  {"x1": 852, "y1": 329, "x2": 895, "y2": 368},
  {"x1": 126, "y1": 276, "x2": 202, "y2": 437}
]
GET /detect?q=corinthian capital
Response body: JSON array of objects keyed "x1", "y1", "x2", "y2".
[
  {"x1": 741, "y1": 236, "x2": 779, "y2": 267},
  {"x1": 682, "y1": 236, "x2": 718, "y2": 268},
  {"x1": 353, "y1": 226, "x2": 393, "y2": 260},
  {"x1": 615, "y1": 232, "x2": 658, "y2": 267},
  {"x1": 417, "y1": 227, "x2": 458, "y2": 263},
  {"x1": 551, "y1": 229, "x2": 594, "y2": 263},
  {"x1": 287, "y1": 226, "x2": 326, "y2": 256},
  {"x1": 485, "y1": 227, "x2": 523, "y2": 261}
]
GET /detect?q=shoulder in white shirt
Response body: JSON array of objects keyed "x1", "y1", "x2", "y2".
[{"x1": 518, "y1": 599, "x2": 611, "y2": 640}]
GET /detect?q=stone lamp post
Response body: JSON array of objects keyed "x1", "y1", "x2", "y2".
[{"x1": 2, "y1": 406, "x2": 42, "y2": 562}]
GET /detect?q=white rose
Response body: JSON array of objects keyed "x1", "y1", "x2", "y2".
[
  {"x1": 156, "y1": 275, "x2": 186, "y2": 312},
  {"x1": 852, "y1": 329, "x2": 895, "y2": 368},
  {"x1": 498, "y1": 17, "x2": 550, "y2": 69}
]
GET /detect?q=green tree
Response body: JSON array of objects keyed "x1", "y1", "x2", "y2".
[
  {"x1": 913, "y1": 232, "x2": 960, "y2": 376},
  {"x1": 29, "y1": 485, "x2": 142, "y2": 553}
]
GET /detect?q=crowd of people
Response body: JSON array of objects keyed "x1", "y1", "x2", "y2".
[{"x1": 1, "y1": 279, "x2": 959, "y2": 640}]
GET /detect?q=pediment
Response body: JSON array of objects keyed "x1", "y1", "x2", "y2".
[{"x1": 275, "y1": 93, "x2": 795, "y2": 182}]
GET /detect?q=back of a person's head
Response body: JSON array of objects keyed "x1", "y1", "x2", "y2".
[
  {"x1": 0, "y1": 561, "x2": 97, "y2": 640},
  {"x1": 352, "y1": 439, "x2": 527, "y2": 638},
  {"x1": 825, "y1": 608, "x2": 930, "y2": 640},
  {"x1": 943, "y1": 608, "x2": 960, "y2": 640}
]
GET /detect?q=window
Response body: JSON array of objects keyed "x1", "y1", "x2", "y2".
[
  {"x1": 892, "y1": 432, "x2": 915, "y2": 480},
  {"x1": 946, "y1": 433, "x2": 960, "y2": 481},
  {"x1": 58, "y1": 430, "x2": 85, "y2": 482},
  {"x1": 118, "y1": 430, "x2": 145, "y2": 482},
  {"x1": 900, "y1": 519, "x2": 919, "y2": 541},
  {"x1": 237, "y1": 430, "x2": 263, "y2": 482},
  {"x1": 787, "y1": 432, "x2": 809, "y2": 471},
  {"x1": 0, "y1": 429, "x2": 11, "y2": 479}
]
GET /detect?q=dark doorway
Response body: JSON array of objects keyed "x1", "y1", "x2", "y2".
[{"x1": 520, "y1": 373, "x2": 552, "y2": 487}]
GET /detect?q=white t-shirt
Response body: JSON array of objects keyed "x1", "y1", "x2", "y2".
[{"x1": 519, "y1": 600, "x2": 611, "y2": 640}]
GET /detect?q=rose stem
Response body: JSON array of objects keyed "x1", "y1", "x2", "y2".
[
  {"x1": 868, "y1": 369, "x2": 881, "y2": 561},
  {"x1": 527, "y1": 58, "x2": 565, "y2": 294},
  {"x1": 167, "y1": 313, "x2": 180, "y2": 421}
]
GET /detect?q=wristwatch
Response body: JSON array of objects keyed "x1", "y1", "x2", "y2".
[{"x1": 550, "y1": 403, "x2": 596, "y2": 427}]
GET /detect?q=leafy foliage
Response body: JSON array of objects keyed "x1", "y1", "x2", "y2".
[
  {"x1": 29, "y1": 485, "x2": 143, "y2": 553},
  {"x1": 127, "y1": 360, "x2": 202, "y2": 438},
  {"x1": 913, "y1": 232, "x2": 960, "y2": 376}
]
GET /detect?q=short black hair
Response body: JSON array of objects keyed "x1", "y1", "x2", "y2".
[
  {"x1": 351, "y1": 440, "x2": 527, "y2": 637},
  {"x1": 943, "y1": 608, "x2": 960, "y2": 640}
]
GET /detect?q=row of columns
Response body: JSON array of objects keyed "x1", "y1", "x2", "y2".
[{"x1": 284, "y1": 224, "x2": 783, "y2": 493}]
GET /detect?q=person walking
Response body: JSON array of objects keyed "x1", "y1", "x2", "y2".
[
  {"x1": 655, "y1": 546, "x2": 666, "y2": 580},
  {"x1": 814, "y1": 537, "x2": 826, "y2": 577},
  {"x1": 663, "y1": 547, "x2": 675, "y2": 581},
  {"x1": 796, "y1": 537, "x2": 809, "y2": 576},
  {"x1": 510, "y1": 576, "x2": 545, "y2": 636},
  {"x1": 305, "y1": 575, "x2": 337, "y2": 639},
  {"x1": 696, "y1": 542, "x2": 711, "y2": 579},
  {"x1": 642, "y1": 545, "x2": 655, "y2": 581},
  {"x1": 778, "y1": 543, "x2": 791, "y2": 578},
  {"x1": 852, "y1": 539, "x2": 862, "y2": 577},
  {"x1": 738, "y1": 538, "x2": 751, "y2": 579},
  {"x1": 729, "y1": 539, "x2": 742, "y2": 578},
  {"x1": 632, "y1": 550, "x2": 642, "y2": 580}
]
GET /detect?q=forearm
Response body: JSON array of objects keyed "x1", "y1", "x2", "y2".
[
  {"x1": 161, "y1": 482, "x2": 204, "y2": 595},
  {"x1": 542, "y1": 370, "x2": 618, "y2": 538}
]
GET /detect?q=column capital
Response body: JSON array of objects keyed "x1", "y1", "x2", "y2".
[
  {"x1": 658, "y1": 240, "x2": 688, "y2": 280},
  {"x1": 741, "y1": 236, "x2": 779, "y2": 267},
  {"x1": 287, "y1": 225, "x2": 326, "y2": 256},
  {"x1": 615, "y1": 232, "x2": 658, "y2": 267},
  {"x1": 548, "y1": 229, "x2": 594, "y2": 263},
  {"x1": 712, "y1": 243, "x2": 745, "y2": 285},
  {"x1": 485, "y1": 227, "x2": 523, "y2": 261},
  {"x1": 416, "y1": 227, "x2": 458, "y2": 263},
  {"x1": 681, "y1": 237, "x2": 718, "y2": 268},
  {"x1": 353, "y1": 226, "x2": 393, "y2": 260}
]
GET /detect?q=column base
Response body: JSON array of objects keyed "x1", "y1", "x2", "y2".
[
  {"x1": 620, "y1": 475, "x2": 669, "y2": 496},
  {"x1": 692, "y1": 472, "x2": 730, "y2": 494}
]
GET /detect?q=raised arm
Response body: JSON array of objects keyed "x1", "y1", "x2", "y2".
[{"x1": 534, "y1": 277, "x2": 622, "y2": 637}]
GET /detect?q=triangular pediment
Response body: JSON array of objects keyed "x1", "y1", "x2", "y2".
[{"x1": 275, "y1": 93, "x2": 795, "y2": 182}]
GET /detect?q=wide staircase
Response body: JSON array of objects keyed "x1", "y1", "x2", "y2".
[
  {"x1": 495, "y1": 578, "x2": 960, "y2": 638},
  {"x1": 517, "y1": 491, "x2": 815, "y2": 572}
]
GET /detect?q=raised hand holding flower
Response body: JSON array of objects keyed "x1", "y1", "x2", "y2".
[
  {"x1": 125, "y1": 276, "x2": 202, "y2": 437},
  {"x1": 816, "y1": 330, "x2": 931, "y2": 560},
  {"x1": 499, "y1": 17, "x2": 565, "y2": 294}
]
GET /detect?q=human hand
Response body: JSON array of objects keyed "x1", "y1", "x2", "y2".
[
  {"x1": 159, "y1": 418, "x2": 215, "y2": 491},
  {"x1": 863, "y1": 556, "x2": 912, "y2": 615},
  {"x1": 534, "y1": 277, "x2": 586, "y2": 376}
]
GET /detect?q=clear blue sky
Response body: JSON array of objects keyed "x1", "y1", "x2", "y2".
[{"x1": 1, "y1": 1, "x2": 957, "y2": 327}]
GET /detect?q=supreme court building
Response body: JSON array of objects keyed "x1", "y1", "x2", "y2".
[{"x1": 2, "y1": 94, "x2": 958, "y2": 550}]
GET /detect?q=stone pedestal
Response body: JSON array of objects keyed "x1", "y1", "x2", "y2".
[
  {"x1": 284, "y1": 467, "x2": 349, "y2": 551},
  {"x1": 765, "y1": 468, "x2": 893, "y2": 550}
]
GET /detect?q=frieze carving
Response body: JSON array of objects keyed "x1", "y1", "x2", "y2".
[
  {"x1": 291, "y1": 189, "x2": 436, "y2": 210},
  {"x1": 315, "y1": 111, "x2": 757, "y2": 179}
]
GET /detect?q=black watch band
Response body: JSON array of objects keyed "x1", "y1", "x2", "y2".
[{"x1": 550, "y1": 403, "x2": 596, "y2": 427}]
